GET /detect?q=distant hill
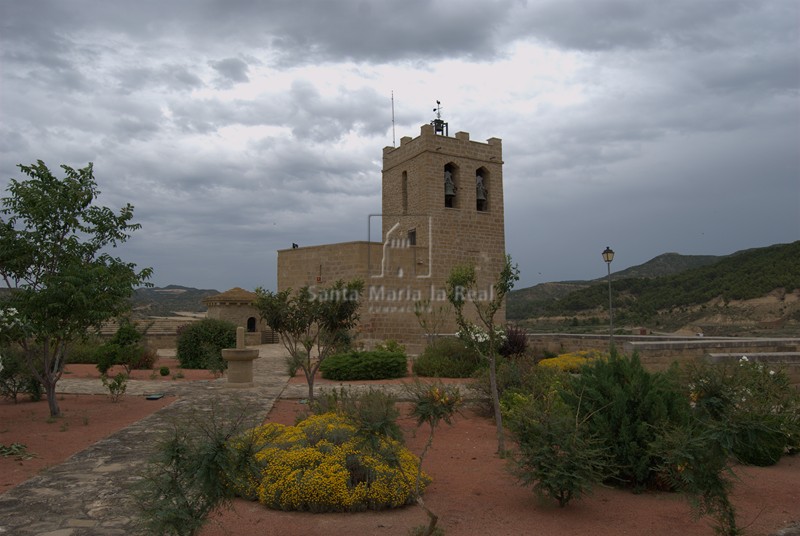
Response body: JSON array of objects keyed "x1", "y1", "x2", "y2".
[
  {"x1": 612, "y1": 252, "x2": 722, "y2": 279},
  {"x1": 508, "y1": 242, "x2": 800, "y2": 336},
  {"x1": 508, "y1": 252, "x2": 724, "y2": 317},
  {"x1": 130, "y1": 285, "x2": 219, "y2": 317}
]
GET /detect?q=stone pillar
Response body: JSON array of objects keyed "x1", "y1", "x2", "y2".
[{"x1": 221, "y1": 326, "x2": 260, "y2": 388}]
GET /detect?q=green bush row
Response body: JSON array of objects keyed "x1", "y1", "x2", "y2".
[
  {"x1": 495, "y1": 350, "x2": 800, "y2": 533},
  {"x1": 320, "y1": 350, "x2": 407, "y2": 381},
  {"x1": 412, "y1": 337, "x2": 483, "y2": 378},
  {"x1": 0, "y1": 345, "x2": 42, "y2": 402},
  {"x1": 176, "y1": 318, "x2": 236, "y2": 371}
]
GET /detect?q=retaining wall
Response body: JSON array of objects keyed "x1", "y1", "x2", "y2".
[{"x1": 527, "y1": 333, "x2": 800, "y2": 387}]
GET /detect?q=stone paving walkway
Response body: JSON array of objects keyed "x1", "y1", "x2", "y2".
[
  {"x1": 0, "y1": 345, "x2": 292, "y2": 536},
  {"x1": 2, "y1": 347, "x2": 798, "y2": 536},
  {"x1": 0, "y1": 346, "x2": 479, "y2": 535}
]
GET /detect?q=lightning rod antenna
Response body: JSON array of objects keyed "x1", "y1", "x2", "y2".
[{"x1": 391, "y1": 91, "x2": 396, "y2": 147}]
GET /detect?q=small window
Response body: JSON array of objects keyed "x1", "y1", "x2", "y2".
[
  {"x1": 246, "y1": 317, "x2": 257, "y2": 332},
  {"x1": 407, "y1": 229, "x2": 416, "y2": 246}
]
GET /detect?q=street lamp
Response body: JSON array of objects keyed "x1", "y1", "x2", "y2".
[{"x1": 602, "y1": 247, "x2": 615, "y2": 348}]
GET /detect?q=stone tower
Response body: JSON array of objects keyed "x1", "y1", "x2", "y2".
[
  {"x1": 277, "y1": 121, "x2": 507, "y2": 351},
  {"x1": 370, "y1": 122, "x2": 506, "y2": 342}
]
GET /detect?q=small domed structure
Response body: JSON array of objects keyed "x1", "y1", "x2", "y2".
[{"x1": 202, "y1": 287, "x2": 276, "y2": 345}]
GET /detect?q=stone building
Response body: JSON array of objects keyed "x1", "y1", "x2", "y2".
[
  {"x1": 277, "y1": 121, "x2": 507, "y2": 351},
  {"x1": 202, "y1": 287, "x2": 276, "y2": 345}
]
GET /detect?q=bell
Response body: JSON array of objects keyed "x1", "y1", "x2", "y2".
[
  {"x1": 445, "y1": 181, "x2": 456, "y2": 197},
  {"x1": 476, "y1": 186, "x2": 486, "y2": 201}
]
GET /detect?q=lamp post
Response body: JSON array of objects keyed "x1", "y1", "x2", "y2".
[{"x1": 602, "y1": 246, "x2": 615, "y2": 349}]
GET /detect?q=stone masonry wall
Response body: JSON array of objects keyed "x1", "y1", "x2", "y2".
[
  {"x1": 275, "y1": 125, "x2": 507, "y2": 352},
  {"x1": 527, "y1": 333, "x2": 800, "y2": 387}
]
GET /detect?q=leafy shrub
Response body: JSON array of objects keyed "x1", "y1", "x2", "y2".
[
  {"x1": 312, "y1": 387, "x2": 402, "y2": 442},
  {"x1": 499, "y1": 324, "x2": 528, "y2": 357},
  {"x1": 96, "y1": 318, "x2": 156, "y2": 374},
  {"x1": 566, "y1": 352, "x2": 691, "y2": 489},
  {"x1": 685, "y1": 356, "x2": 800, "y2": 466},
  {"x1": 176, "y1": 318, "x2": 236, "y2": 370},
  {"x1": 652, "y1": 421, "x2": 741, "y2": 536},
  {"x1": 160, "y1": 366, "x2": 170, "y2": 376},
  {"x1": 506, "y1": 393, "x2": 610, "y2": 507},
  {"x1": 473, "y1": 353, "x2": 568, "y2": 416},
  {"x1": 538, "y1": 349, "x2": 607, "y2": 373},
  {"x1": 137, "y1": 348, "x2": 158, "y2": 370},
  {"x1": 241, "y1": 413, "x2": 427, "y2": 512},
  {"x1": 0, "y1": 346, "x2": 42, "y2": 402},
  {"x1": 64, "y1": 337, "x2": 105, "y2": 364},
  {"x1": 499, "y1": 363, "x2": 609, "y2": 507},
  {"x1": 0, "y1": 442, "x2": 34, "y2": 460},
  {"x1": 374, "y1": 339, "x2": 406, "y2": 354},
  {"x1": 97, "y1": 344, "x2": 157, "y2": 374},
  {"x1": 412, "y1": 337, "x2": 483, "y2": 378},
  {"x1": 320, "y1": 350, "x2": 407, "y2": 381},
  {"x1": 101, "y1": 372, "x2": 128, "y2": 402}
]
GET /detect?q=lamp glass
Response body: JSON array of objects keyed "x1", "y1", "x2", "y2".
[{"x1": 602, "y1": 247, "x2": 615, "y2": 263}]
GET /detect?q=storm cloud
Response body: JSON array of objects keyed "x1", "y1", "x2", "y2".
[{"x1": 1, "y1": 0, "x2": 797, "y2": 291}]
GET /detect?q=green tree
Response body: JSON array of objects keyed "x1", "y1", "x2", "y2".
[
  {"x1": 0, "y1": 161, "x2": 151, "y2": 416},
  {"x1": 97, "y1": 316, "x2": 154, "y2": 375},
  {"x1": 447, "y1": 254, "x2": 519, "y2": 453},
  {"x1": 254, "y1": 279, "x2": 363, "y2": 403},
  {"x1": 176, "y1": 318, "x2": 236, "y2": 372}
]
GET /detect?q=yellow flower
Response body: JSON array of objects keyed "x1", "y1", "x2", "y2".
[{"x1": 241, "y1": 413, "x2": 428, "y2": 512}]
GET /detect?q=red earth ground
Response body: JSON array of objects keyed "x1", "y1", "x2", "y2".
[
  {"x1": 0, "y1": 356, "x2": 214, "y2": 493},
  {"x1": 62, "y1": 356, "x2": 218, "y2": 382},
  {"x1": 199, "y1": 399, "x2": 800, "y2": 536},
  {"x1": 0, "y1": 393, "x2": 174, "y2": 494},
  {"x1": 1, "y1": 366, "x2": 798, "y2": 535}
]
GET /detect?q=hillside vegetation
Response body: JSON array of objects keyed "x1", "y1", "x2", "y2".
[
  {"x1": 509, "y1": 252, "x2": 722, "y2": 309},
  {"x1": 130, "y1": 285, "x2": 218, "y2": 317},
  {"x1": 509, "y1": 242, "x2": 800, "y2": 335}
]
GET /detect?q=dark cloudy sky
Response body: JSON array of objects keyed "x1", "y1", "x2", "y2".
[{"x1": 1, "y1": 0, "x2": 798, "y2": 292}]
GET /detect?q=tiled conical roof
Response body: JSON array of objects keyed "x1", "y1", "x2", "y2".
[{"x1": 202, "y1": 287, "x2": 257, "y2": 305}]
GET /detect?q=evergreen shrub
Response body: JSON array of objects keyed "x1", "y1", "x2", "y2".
[
  {"x1": 176, "y1": 319, "x2": 236, "y2": 370},
  {"x1": 412, "y1": 337, "x2": 483, "y2": 378},
  {"x1": 319, "y1": 350, "x2": 407, "y2": 381},
  {"x1": 566, "y1": 351, "x2": 691, "y2": 489}
]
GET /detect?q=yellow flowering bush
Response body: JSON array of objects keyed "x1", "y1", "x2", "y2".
[
  {"x1": 237, "y1": 413, "x2": 428, "y2": 512},
  {"x1": 538, "y1": 350, "x2": 607, "y2": 373}
]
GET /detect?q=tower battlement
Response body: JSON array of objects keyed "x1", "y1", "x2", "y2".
[
  {"x1": 383, "y1": 124, "x2": 503, "y2": 172},
  {"x1": 279, "y1": 122, "x2": 507, "y2": 351}
]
